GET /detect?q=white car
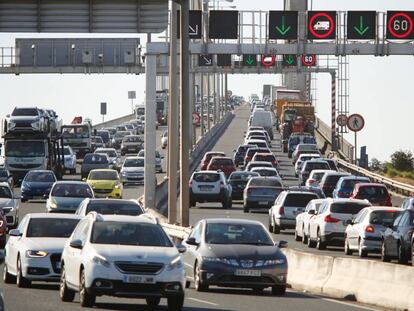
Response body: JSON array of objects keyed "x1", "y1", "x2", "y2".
[
  {"x1": 0, "y1": 182, "x2": 19, "y2": 229},
  {"x1": 161, "y1": 131, "x2": 168, "y2": 149},
  {"x1": 3, "y1": 213, "x2": 80, "y2": 287},
  {"x1": 305, "y1": 169, "x2": 334, "y2": 187},
  {"x1": 63, "y1": 146, "x2": 77, "y2": 175},
  {"x1": 60, "y1": 213, "x2": 185, "y2": 309},
  {"x1": 294, "y1": 199, "x2": 326, "y2": 244},
  {"x1": 307, "y1": 198, "x2": 371, "y2": 250}
]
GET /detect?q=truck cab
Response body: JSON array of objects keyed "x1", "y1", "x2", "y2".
[{"x1": 61, "y1": 124, "x2": 92, "y2": 159}]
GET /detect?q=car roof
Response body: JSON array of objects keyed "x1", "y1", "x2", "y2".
[
  {"x1": 54, "y1": 180, "x2": 89, "y2": 185},
  {"x1": 298, "y1": 153, "x2": 320, "y2": 158},
  {"x1": 247, "y1": 139, "x2": 267, "y2": 143},
  {"x1": 251, "y1": 167, "x2": 277, "y2": 171},
  {"x1": 125, "y1": 156, "x2": 141, "y2": 160},
  {"x1": 365, "y1": 206, "x2": 403, "y2": 212},
  {"x1": 195, "y1": 170, "x2": 221, "y2": 175},
  {"x1": 92, "y1": 214, "x2": 155, "y2": 224},
  {"x1": 249, "y1": 161, "x2": 272, "y2": 165},
  {"x1": 323, "y1": 171, "x2": 350, "y2": 177},
  {"x1": 254, "y1": 153, "x2": 274, "y2": 156},
  {"x1": 340, "y1": 175, "x2": 370, "y2": 180},
  {"x1": 26, "y1": 170, "x2": 54, "y2": 173},
  {"x1": 204, "y1": 218, "x2": 265, "y2": 226},
  {"x1": 325, "y1": 198, "x2": 371, "y2": 204},
  {"x1": 95, "y1": 148, "x2": 116, "y2": 152},
  {"x1": 355, "y1": 183, "x2": 387, "y2": 188},
  {"x1": 211, "y1": 156, "x2": 232, "y2": 160},
  {"x1": 26, "y1": 213, "x2": 81, "y2": 220},
  {"x1": 89, "y1": 169, "x2": 117, "y2": 173},
  {"x1": 285, "y1": 190, "x2": 319, "y2": 196},
  {"x1": 205, "y1": 151, "x2": 225, "y2": 155}
]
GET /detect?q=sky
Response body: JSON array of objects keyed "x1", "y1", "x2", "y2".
[{"x1": 0, "y1": 0, "x2": 413, "y2": 161}]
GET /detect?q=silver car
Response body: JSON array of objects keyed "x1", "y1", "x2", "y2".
[
  {"x1": 95, "y1": 148, "x2": 121, "y2": 171},
  {"x1": 0, "y1": 182, "x2": 19, "y2": 228},
  {"x1": 137, "y1": 149, "x2": 163, "y2": 173},
  {"x1": 120, "y1": 156, "x2": 145, "y2": 184},
  {"x1": 344, "y1": 206, "x2": 403, "y2": 257}
]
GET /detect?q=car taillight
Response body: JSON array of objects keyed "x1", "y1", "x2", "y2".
[
  {"x1": 279, "y1": 206, "x2": 285, "y2": 215},
  {"x1": 324, "y1": 215, "x2": 340, "y2": 223},
  {"x1": 220, "y1": 182, "x2": 225, "y2": 188},
  {"x1": 246, "y1": 156, "x2": 252, "y2": 161},
  {"x1": 337, "y1": 191, "x2": 347, "y2": 197},
  {"x1": 365, "y1": 225, "x2": 375, "y2": 233},
  {"x1": 189, "y1": 181, "x2": 192, "y2": 188}
]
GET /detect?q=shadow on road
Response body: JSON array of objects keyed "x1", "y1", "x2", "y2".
[
  {"x1": 205, "y1": 287, "x2": 317, "y2": 299},
  {"x1": 93, "y1": 302, "x2": 229, "y2": 311}
]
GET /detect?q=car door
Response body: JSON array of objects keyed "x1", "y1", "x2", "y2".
[
  {"x1": 348, "y1": 210, "x2": 366, "y2": 249},
  {"x1": 183, "y1": 222, "x2": 202, "y2": 279},
  {"x1": 6, "y1": 215, "x2": 29, "y2": 275},
  {"x1": 386, "y1": 212, "x2": 405, "y2": 257},
  {"x1": 64, "y1": 219, "x2": 87, "y2": 286},
  {"x1": 401, "y1": 211, "x2": 414, "y2": 251},
  {"x1": 310, "y1": 202, "x2": 326, "y2": 239}
]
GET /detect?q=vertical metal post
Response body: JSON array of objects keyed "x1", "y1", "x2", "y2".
[
  {"x1": 200, "y1": 73, "x2": 205, "y2": 137},
  {"x1": 144, "y1": 53, "x2": 157, "y2": 210},
  {"x1": 180, "y1": 0, "x2": 190, "y2": 227},
  {"x1": 225, "y1": 73, "x2": 228, "y2": 112},
  {"x1": 207, "y1": 73, "x2": 211, "y2": 131},
  {"x1": 191, "y1": 70, "x2": 196, "y2": 146},
  {"x1": 213, "y1": 74, "x2": 217, "y2": 124},
  {"x1": 331, "y1": 71, "x2": 337, "y2": 152},
  {"x1": 167, "y1": 0, "x2": 178, "y2": 225},
  {"x1": 354, "y1": 132, "x2": 357, "y2": 165}
]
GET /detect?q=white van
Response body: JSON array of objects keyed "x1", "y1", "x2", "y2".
[{"x1": 250, "y1": 111, "x2": 274, "y2": 140}]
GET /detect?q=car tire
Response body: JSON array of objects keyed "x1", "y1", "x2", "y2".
[
  {"x1": 268, "y1": 217, "x2": 274, "y2": 232},
  {"x1": 16, "y1": 257, "x2": 31, "y2": 288},
  {"x1": 167, "y1": 294, "x2": 184, "y2": 311},
  {"x1": 344, "y1": 236, "x2": 353, "y2": 256},
  {"x1": 20, "y1": 198, "x2": 27, "y2": 203},
  {"x1": 146, "y1": 297, "x2": 161, "y2": 306},
  {"x1": 271, "y1": 285, "x2": 286, "y2": 296},
  {"x1": 252, "y1": 287, "x2": 264, "y2": 295},
  {"x1": 381, "y1": 241, "x2": 391, "y2": 262},
  {"x1": 273, "y1": 223, "x2": 280, "y2": 234},
  {"x1": 70, "y1": 169, "x2": 76, "y2": 175},
  {"x1": 185, "y1": 280, "x2": 191, "y2": 288},
  {"x1": 243, "y1": 205, "x2": 249, "y2": 213},
  {"x1": 302, "y1": 226, "x2": 308, "y2": 244},
  {"x1": 60, "y1": 265, "x2": 75, "y2": 302},
  {"x1": 3, "y1": 262, "x2": 16, "y2": 284},
  {"x1": 294, "y1": 230, "x2": 301, "y2": 242},
  {"x1": 397, "y1": 242, "x2": 409, "y2": 265},
  {"x1": 316, "y1": 230, "x2": 326, "y2": 250},
  {"x1": 194, "y1": 263, "x2": 208, "y2": 292},
  {"x1": 79, "y1": 269, "x2": 95, "y2": 307},
  {"x1": 307, "y1": 236, "x2": 317, "y2": 248},
  {"x1": 358, "y1": 239, "x2": 368, "y2": 258}
]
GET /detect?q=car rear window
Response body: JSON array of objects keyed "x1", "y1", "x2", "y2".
[
  {"x1": 193, "y1": 173, "x2": 220, "y2": 182},
  {"x1": 324, "y1": 175, "x2": 346, "y2": 185},
  {"x1": 255, "y1": 154, "x2": 275, "y2": 161},
  {"x1": 370, "y1": 210, "x2": 402, "y2": 226},
  {"x1": 249, "y1": 178, "x2": 282, "y2": 187},
  {"x1": 253, "y1": 169, "x2": 278, "y2": 176},
  {"x1": 252, "y1": 141, "x2": 268, "y2": 148},
  {"x1": 86, "y1": 202, "x2": 143, "y2": 216},
  {"x1": 331, "y1": 202, "x2": 370, "y2": 214},
  {"x1": 211, "y1": 158, "x2": 233, "y2": 166},
  {"x1": 285, "y1": 193, "x2": 318, "y2": 207},
  {"x1": 325, "y1": 160, "x2": 338, "y2": 171},
  {"x1": 305, "y1": 162, "x2": 330, "y2": 171},
  {"x1": 299, "y1": 144, "x2": 318, "y2": 151},
  {"x1": 205, "y1": 153, "x2": 225, "y2": 161},
  {"x1": 342, "y1": 179, "x2": 369, "y2": 189},
  {"x1": 359, "y1": 186, "x2": 389, "y2": 199}
]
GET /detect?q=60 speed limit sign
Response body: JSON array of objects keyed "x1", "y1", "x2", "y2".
[{"x1": 301, "y1": 54, "x2": 316, "y2": 67}]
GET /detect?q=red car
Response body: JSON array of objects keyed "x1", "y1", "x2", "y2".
[
  {"x1": 349, "y1": 183, "x2": 392, "y2": 206},
  {"x1": 207, "y1": 157, "x2": 236, "y2": 177},
  {"x1": 200, "y1": 151, "x2": 226, "y2": 170}
]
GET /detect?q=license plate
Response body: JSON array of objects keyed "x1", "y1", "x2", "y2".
[
  {"x1": 123, "y1": 275, "x2": 156, "y2": 284},
  {"x1": 258, "y1": 201, "x2": 268, "y2": 205},
  {"x1": 235, "y1": 269, "x2": 261, "y2": 277},
  {"x1": 199, "y1": 186, "x2": 213, "y2": 191}
]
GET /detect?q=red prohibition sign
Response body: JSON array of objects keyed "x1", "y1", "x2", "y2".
[
  {"x1": 309, "y1": 12, "x2": 335, "y2": 39},
  {"x1": 261, "y1": 55, "x2": 275, "y2": 67},
  {"x1": 388, "y1": 12, "x2": 413, "y2": 39},
  {"x1": 302, "y1": 54, "x2": 316, "y2": 67}
]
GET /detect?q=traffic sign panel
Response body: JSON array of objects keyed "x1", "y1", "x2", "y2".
[
  {"x1": 217, "y1": 54, "x2": 232, "y2": 67},
  {"x1": 336, "y1": 114, "x2": 348, "y2": 127},
  {"x1": 177, "y1": 10, "x2": 202, "y2": 39},
  {"x1": 301, "y1": 54, "x2": 316, "y2": 67},
  {"x1": 268, "y1": 11, "x2": 298, "y2": 40},
  {"x1": 209, "y1": 10, "x2": 239, "y2": 39},
  {"x1": 283, "y1": 54, "x2": 297, "y2": 67},
  {"x1": 347, "y1": 114, "x2": 365, "y2": 132},
  {"x1": 386, "y1": 11, "x2": 414, "y2": 39},
  {"x1": 243, "y1": 54, "x2": 257, "y2": 66},
  {"x1": 261, "y1": 55, "x2": 275, "y2": 67},
  {"x1": 308, "y1": 11, "x2": 337, "y2": 40},
  {"x1": 347, "y1": 11, "x2": 376, "y2": 40},
  {"x1": 198, "y1": 54, "x2": 213, "y2": 66}
]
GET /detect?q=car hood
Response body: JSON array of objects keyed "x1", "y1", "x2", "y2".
[
  {"x1": 91, "y1": 244, "x2": 179, "y2": 264},
  {"x1": 52, "y1": 196, "x2": 85, "y2": 208},
  {"x1": 122, "y1": 167, "x2": 144, "y2": 173},
  {"x1": 10, "y1": 116, "x2": 39, "y2": 122},
  {"x1": 201, "y1": 244, "x2": 280, "y2": 260},
  {"x1": 24, "y1": 237, "x2": 68, "y2": 252},
  {"x1": 0, "y1": 198, "x2": 16, "y2": 208},
  {"x1": 88, "y1": 180, "x2": 118, "y2": 189}
]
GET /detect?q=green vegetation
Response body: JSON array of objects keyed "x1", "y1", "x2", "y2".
[{"x1": 369, "y1": 150, "x2": 414, "y2": 183}]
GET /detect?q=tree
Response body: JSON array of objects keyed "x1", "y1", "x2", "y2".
[
  {"x1": 390, "y1": 150, "x2": 414, "y2": 171},
  {"x1": 369, "y1": 158, "x2": 384, "y2": 172}
]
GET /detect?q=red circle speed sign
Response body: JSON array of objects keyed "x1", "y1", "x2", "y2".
[
  {"x1": 309, "y1": 12, "x2": 335, "y2": 39},
  {"x1": 388, "y1": 12, "x2": 414, "y2": 39},
  {"x1": 301, "y1": 54, "x2": 316, "y2": 67},
  {"x1": 261, "y1": 55, "x2": 275, "y2": 67}
]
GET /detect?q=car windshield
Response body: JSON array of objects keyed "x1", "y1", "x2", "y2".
[
  {"x1": 6, "y1": 141, "x2": 45, "y2": 157},
  {"x1": 26, "y1": 218, "x2": 79, "y2": 238},
  {"x1": 63, "y1": 147, "x2": 71, "y2": 156},
  {"x1": 205, "y1": 223, "x2": 273, "y2": 245},
  {"x1": 211, "y1": 158, "x2": 233, "y2": 166},
  {"x1": 359, "y1": 186, "x2": 389, "y2": 199},
  {"x1": 0, "y1": 186, "x2": 12, "y2": 198},
  {"x1": 193, "y1": 173, "x2": 220, "y2": 182},
  {"x1": 137, "y1": 151, "x2": 161, "y2": 158},
  {"x1": 86, "y1": 202, "x2": 143, "y2": 216},
  {"x1": 324, "y1": 175, "x2": 347, "y2": 185},
  {"x1": 24, "y1": 172, "x2": 55, "y2": 182},
  {"x1": 52, "y1": 183, "x2": 93, "y2": 198},
  {"x1": 88, "y1": 171, "x2": 118, "y2": 180},
  {"x1": 370, "y1": 210, "x2": 402, "y2": 226},
  {"x1": 331, "y1": 202, "x2": 370, "y2": 214},
  {"x1": 96, "y1": 150, "x2": 117, "y2": 158},
  {"x1": 285, "y1": 193, "x2": 318, "y2": 207},
  {"x1": 123, "y1": 136, "x2": 142, "y2": 143},
  {"x1": 83, "y1": 154, "x2": 108, "y2": 164},
  {"x1": 61, "y1": 126, "x2": 90, "y2": 139},
  {"x1": 123, "y1": 158, "x2": 144, "y2": 167},
  {"x1": 12, "y1": 108, "x2": 38, "y2": 116},
  {"x1": 249, "y1": 178, "x2": 282, "y2": 187},
  {"x1": 253, "y1": 169, "x2": 278, "y2": 176},
  {"x1": 91, "y1": 222, "x2": 173, "y2": 246},
  {"x1": 97, "y1": 132, "x2": 110, "y2": 140},
  {"x1": 342, "y1": 179, "x2": 369, "y2": 189},
  {"x1": 92, "y1": 136, "x2": 103, "y2": 143}
]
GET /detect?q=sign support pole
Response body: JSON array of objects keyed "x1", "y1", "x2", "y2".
[
  {"x1": 331, "y1": 71, "x2": 337, "y2": 152},
  {"x1": 354, "y1": 131, "x2": 358, "y2": 165}
]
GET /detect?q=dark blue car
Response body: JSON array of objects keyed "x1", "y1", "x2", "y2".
[
  {"x1": 288, "y1": 135, "x2": 316, "y2": 156},
  {"x1": 21, "y1": 170, "x2": 57, "y2": 202},
  {"x1": 332, "y1": 176, "x2": 370, "y2": 199}
]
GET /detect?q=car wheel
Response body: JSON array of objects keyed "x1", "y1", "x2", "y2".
[
  {"x1": 194, "y1": 263, "x2": 208, "y2": 292},
  {"x1": 358, "y1": 239, "x2": 368, "y2": 258},
  {"x1": 146, "y1": 297, "x2": 161, "y2": 306},
  {"x1": 397, "y1": 242, "x2": 409, "y2": 265},
  {"x1": 252, "y1": 287, "x2": 264, "y2": 295},
  {"x1": 20, "y1": 198, "x2": 27, "y2": 203},
  {"x1": 316, "y1": 230, "x2": 326, "y2": 250},
  {"x1": 307, "y1": 235, "x2": 317, "y2": 248},
  {"x1": 268, "y1": 216, "x2": 274, "y2": 232},
  {"x1": 302, "y1": 226, "x2": 308, "y2": 244},
  {"x1": 294, "y1": 229, "x2": 301, "y2": 242},
  {"x1": 190, "y1": 200, "x2": 196, "y2": 208},
  {"x1": 243, "y1": 205, "x2": 249, "y2": 213},
  {"x1": 185, "y1": 280, "x2": 191, "y2": 288},
  {"x1": 381, "y1": 241, "x2": 391, "y2": 262},
  {"x1": 70, "y1": 169, "x2": 76, "y2": 175},
  {"x1": 3, "y1": 262, "x2": 16, "y2": 284},
  {"x1": 344, "y1": 236, "x2": 353, "y2": 256},
  {"x1": 167, "y1": 294, "x2": 184, "y2": 311},
  {"x1": 60, "y1": 265, "x2": 75, "y2": 302},
  {"x1": 79, "y1": 269, "x2": 95, "y2": 307},
  {"x1": 16, "y1": 257, "x2": 31, "y2": 288},
  {"x1": 271, "y1": 285, "x2": 286, "y2": 296}
]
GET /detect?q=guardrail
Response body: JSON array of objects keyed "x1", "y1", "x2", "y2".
[{"x1": 92, "y1": 113, "x2": 136, "y2": 130}]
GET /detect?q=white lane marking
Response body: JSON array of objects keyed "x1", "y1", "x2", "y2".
[{"x1": 188, "y1": 297, "x2": 219, "y2": 306}]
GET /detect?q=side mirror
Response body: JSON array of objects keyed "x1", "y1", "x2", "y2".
[
  {"x1": 233, "y1": 149, "x2": 236, "y2": 153},
  {"x1": 308, "y1": 210, "x2": 316, "y2": 215},
  {"x1": 6, "y1": 114, "x2": 10, "y2": 118},
  {"x1": 9, "y1": 229, "x2": 22, "y2": 237},
  {"x1": 176, "y1": 243, "x2": 187, "y2": 254},
  {"x1": 0, "y1": 251, "x2": 4, "y2": 265},
  {"x1": 82, "y1": 178, "x2": 86, "y2": 182},
  {"x1": 185, "y1": 237, "x2": 199, "y2": 246},
  {"x1": 278, "y1": 240, "x2": 288, "y2": 249},
  {"x1": 70, "y1": 239, "x2": 83, "y2": 250},
  {"x1": 345, "y1": 219, "x2": 353, "y2": 225}
]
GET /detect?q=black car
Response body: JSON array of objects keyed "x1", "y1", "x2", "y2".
[
  {"x1": 382, "y1": 209, "x2": 414, "y2": 264},
  {"x1": 183, "y1": 218, "x2": 288, "y2": 295},
  {"x1": 233, "y1": 144, "x2": 257, "y2": 167},
  {"x1": 228, "y1": 171, "x2": 259, "y2": 200},
  {"x1": 0, "y1": 168, "x2": 13, "y2": 187}
]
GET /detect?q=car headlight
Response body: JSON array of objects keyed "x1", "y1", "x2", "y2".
[
  {"x1": 49, "y1": 202, "x2": 57, "y2": 209},
  {"x1": 121, "y1": 171, "x2": 127, "y2": 177},
  {"x1": 114, "y1": 182, "x2": 122, "y2": 189},
  {"x1": 31, "y1": 121, "x2": 40, "y2": 128},
  {"x1": 202, "y1": 257, "x2": 239, "y2": 266},
  {"x1": 167, "y1": 256, "x2": 183, "y2": 271},
  {"x1": 8, "y1": 121, "x2": 16, "y2": 129},
  {"x1": 92, "y1": 254, "x2": 111, "y2": 268},
  {"x1": 26, "y1": 250, "x2": 49, "y2": 258}
]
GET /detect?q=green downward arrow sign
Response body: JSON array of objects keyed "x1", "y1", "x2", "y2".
[
  {"x1": 276, "y1": 16, "x2": 291, "y2": 36},
  {"x1": 286, "y1": 55, "x2": 294, "y2": 65},
  {"x1": 354, "y1": 16, "x2": 369, "y2": 36},
  {"x1": 246, "y1": 56, "x2": 254, "y2": 65}
]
